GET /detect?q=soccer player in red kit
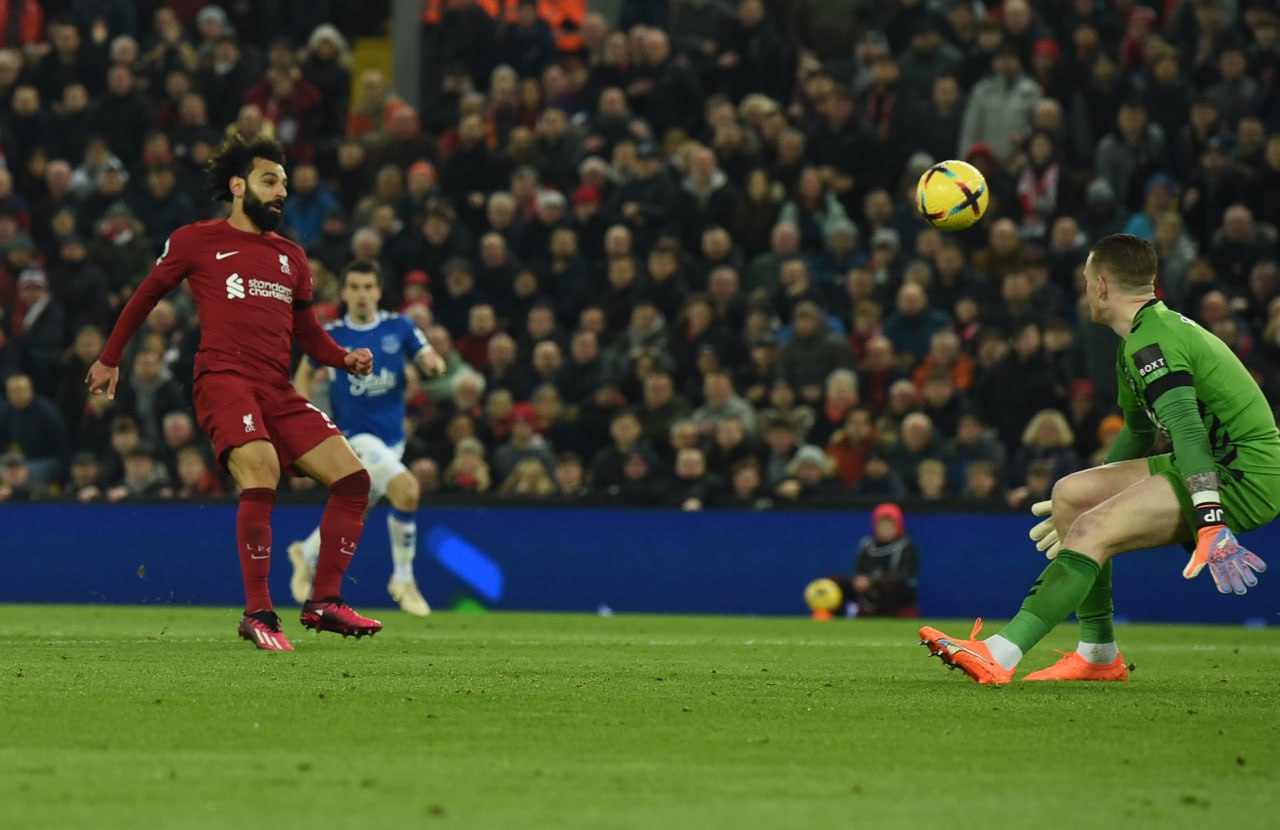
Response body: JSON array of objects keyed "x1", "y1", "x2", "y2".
[{"x1": 86, "y1": 136, "x2": 382, "y2": 651}]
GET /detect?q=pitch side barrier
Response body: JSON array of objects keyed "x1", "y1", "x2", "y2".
[{"x1": 2, "y1": 501, "x2": 1275, "y2": 623}]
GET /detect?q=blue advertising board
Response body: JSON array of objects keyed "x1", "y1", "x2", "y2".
[{"x1": 2, "y1": 503, "x2": 1276, "y2": 624}]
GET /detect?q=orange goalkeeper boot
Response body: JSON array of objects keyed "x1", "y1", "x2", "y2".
[
  {"x1": 1023, "y1": 650, "x2": 1128, "y2": 682},
  {"x1": 919, "y1": 618, "x2": 1015, "y2": 685}
]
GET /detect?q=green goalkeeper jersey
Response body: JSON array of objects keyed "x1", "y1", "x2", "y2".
[{"x1": 1116, "y1": 299, "x2": 1280, "y2": 479}]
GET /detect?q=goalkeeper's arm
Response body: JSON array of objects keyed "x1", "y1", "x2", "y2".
[{"x1": 1103, "y1": 405, "x2": 1157, "y2": 464}]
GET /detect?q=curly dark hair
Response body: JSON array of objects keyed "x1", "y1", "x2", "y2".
[{"x1": 205, "y1": 135, "x2": 287, "y2": 202}]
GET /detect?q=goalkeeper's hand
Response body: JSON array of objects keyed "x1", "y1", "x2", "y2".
[
  {"x1": 1185, "y1": 523, "x2": 1267, "y2": 595},
  {"x1": 1029, "y1": 500, "x2": 1062, "y2": 560}
]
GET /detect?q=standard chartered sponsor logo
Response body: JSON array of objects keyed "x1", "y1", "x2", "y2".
[
  {"x1": 348, "y1": 368, "x2": 398, "y2": 396},
  {"x1": 225, "y1": 273, "x2": 291, "y2": 302},
  {"x1": 247, "y1": 278, "x2": 293, "y2": 302}
]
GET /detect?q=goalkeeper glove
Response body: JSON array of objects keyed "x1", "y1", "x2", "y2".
[
  {"x1": 1029, "y1": 499, "x2": 1062, "y2": 560},
  {"x1": 1184, "y1": 502, "x2": 1267, "y2": 595}
]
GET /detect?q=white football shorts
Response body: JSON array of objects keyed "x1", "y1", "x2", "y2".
[{"x1": 346, "y1": 433, "x2": 408, "y2": 502}]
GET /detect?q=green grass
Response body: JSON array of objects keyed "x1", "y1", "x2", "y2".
[{"x1": 2, "y1": 607, "x2": 1277, "y2": 830}]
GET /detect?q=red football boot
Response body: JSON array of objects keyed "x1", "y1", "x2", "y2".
[
  {"x1": 300, "y1": 597, "x2": 383, "y2": 638},
  {"x1": 238, "y1": 611, "x2": 294, "y2": 651}
]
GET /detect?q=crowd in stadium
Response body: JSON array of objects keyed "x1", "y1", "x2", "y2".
[{"x1": 0, "y1": 0, "x2": 1277, "y2": 509}]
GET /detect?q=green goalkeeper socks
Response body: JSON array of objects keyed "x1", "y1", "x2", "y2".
[
  {"x1": 998, "y1": 550, "x2": 1102, "y2": 654},
  {"x1": 1075, "y1": 559, "x2": 1115, "y2": 645}
]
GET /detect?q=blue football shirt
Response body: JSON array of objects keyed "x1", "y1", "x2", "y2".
[{"x1": 311, "y1": 312, "x2": 430, "y2": 446}]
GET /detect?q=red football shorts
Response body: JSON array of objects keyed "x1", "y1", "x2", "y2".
[{"x1": 193, "y1": 370, "x2": 342, "y2": 471}]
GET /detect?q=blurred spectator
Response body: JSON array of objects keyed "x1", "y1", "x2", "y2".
[
  {"x1": 691, "y1": 369, "x2": 756, "y2": 437},
  {"x1": 279, "y1": 163, "x2": 340, "y2": 247},
  {"x1": 173, "y1": 444, "x2": 224, "y2": 499},
  {"x1": 919, "y1": 371, "x2": 964, "y2": 438},
  {"x1": 911, "y1": 328, "x2": 974, "y2": 393},
  {"x1": 6, "y1": 267, "x2": 65, "y2": 394},
  {"x1": 609, "y1": 446, "x2": 663, "y2": 505},
  {"x1": 720, "y1": 456, "x2": 767, "y2": 508},
  {"x1": 1209, "y1": 204, "x2": 1275, "y2": 290},
  {"x1": 0, "y1": 450, "x2": 41, "y2": 501},
  {"x1": 442, "y1": 435, "x2": 492, "y2": 493},
  {"x1": 916, "y1": 457, "x2": 948, "y2": 500},
  {"x1": 636, "y1": 368, "x2": 689, "y2": 449},
  {"x1": 807, "y1": 367, "x2": 858, "y2": 447},
  {"x1": 975, "y1": 320, "x2": 1062, "y2": 449},
  {"x1": 887, "y1": 411, "x2": 941, "y2": 489},
  {"x1": 589, "y1": 408, "x2": 648, "y2": 492},
  {"x1": 158, "y1": 410, "x2": 197, "y2": 478},
  {"x1": 943, "y1": 410, "x2": 1008, "y2": 493},
  {"x1": 958, "y1": 44, "x2": 1040, "y2": 164},
  {"x1": 1094, "y1": 97, "x2": 1171, "y2": 213},
  {"x1": 774, "y1": 443, "x2": 843, "y2": 504},
  {"x1": 857, "y1": 334, "x2": 905, "y2": 417},
  {"x1": 825, "y1": 404, "x2": 877, "y2": 491},
  {"x1": 498, "y1": 455, "x2": 559, "y2": 498},
  {"x1": 347, "y1": 68, "x2": 404, "y2": 141},
  {"x1": 882, "y1": 281, "x2": 950, "y2": 367},
  {"x1": 1010, "y1": 408, "x2": 1081, "y2": 489},
  {"x1": 66, "y1": 449, "x2": 103, "y2": 502},
  {"x1": 705, "y1": 412, "x2": 754, "y2": 479},
  {"x1": 493, "y1": 402, "x2": 554, "y2": 482},
  {"x1": 1007, "y1": 457, "x2": 1055, "y2": 510},
  {"x1": 0, "y1": 372, "x2": 69, "y2": 485},
  {"x1": 1208, "y1": 43, "x2": 1259, "y2": 126},
  {"x1": 778, "y1": 301, "x2": 853, "y2": 407},
  {"x1": 87, "y1": 65, "x2": 156, "y2": 168},
  {"x1": 106, "y1": 443, "x2": 172, "y2": 501},
  {"x1": 113, "y1": 349, "x2": 186, "y2": 446},
  {"x1": 667, "y1": 446, "x2": 722, "y2": 510},
  {"x1": 128, "y1": 164, "x2": 197, "y2": 251},
  {"x1": 856, "y1": 448, "x2": 907, "y2": 498},
  {"x1": 553, "y1": 451, "x2": 588, "y2": 497},
  {"x1": 962, "y1": 458, "x2": 1004, "y2": 505}
]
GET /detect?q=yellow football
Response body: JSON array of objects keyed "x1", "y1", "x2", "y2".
[{"x1": 917, "y1": 159, "x2": 989, "y2": 231}]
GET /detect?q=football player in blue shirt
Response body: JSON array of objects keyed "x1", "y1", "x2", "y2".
[{"x1": 289, "y1": 260, "x2": 447, "y2": 615}]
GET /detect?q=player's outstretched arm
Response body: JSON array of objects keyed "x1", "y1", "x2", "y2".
[
  {"x1": 292, "y1": 301, "x2": 371, "y2": 375},
  {"x1": 89, "y1": 234, "x2": 190, "y2": 398},
  {"x1": 416, "y1": 347, "x2": 447, "y2": 378},
  {"x1": 1103, "y1": 407, "x2": 1157, "y2": 465}
]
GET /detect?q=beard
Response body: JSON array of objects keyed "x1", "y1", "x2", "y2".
[{"x1": 243, "y1": 187, "x2": 284, "y2": 232}]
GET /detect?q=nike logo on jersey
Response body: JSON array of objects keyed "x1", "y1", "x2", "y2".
[{"x1": 215, "y1": 251, "x2": 239, "y2": 260}]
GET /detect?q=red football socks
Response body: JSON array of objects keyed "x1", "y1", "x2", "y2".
[
  {"x1": 237, "y1": 487, "x2": 277, "y2": 612},
  {"x1": 311, "y1": 470, "x2": 371, "y2": 600}
]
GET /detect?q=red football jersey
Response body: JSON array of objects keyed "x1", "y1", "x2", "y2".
[{"x1": 102, "y1": 219, "x2": 314, "y2": 380}]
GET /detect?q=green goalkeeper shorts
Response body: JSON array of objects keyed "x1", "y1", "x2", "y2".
[{"x1": 1148, "y1": 453, "x2": 1280, "y2": 533}]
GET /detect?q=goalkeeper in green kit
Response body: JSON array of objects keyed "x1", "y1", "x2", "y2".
[{"x1": 920, "y1": 233, "x2": 1279, "y2": 684}]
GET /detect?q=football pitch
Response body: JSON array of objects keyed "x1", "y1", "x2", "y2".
[{"x1": 3, "y1": 607, "x2": 1277, "y2": 830}]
